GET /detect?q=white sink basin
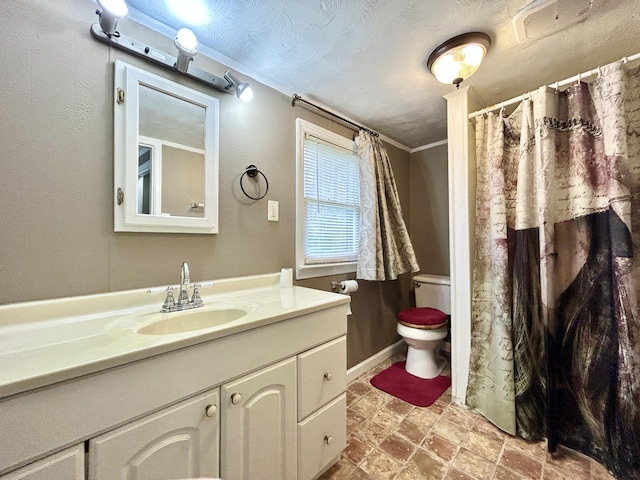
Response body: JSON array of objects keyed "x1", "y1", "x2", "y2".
[
  {"x1": 105, "y1": 300, "x2": 260, "y2": 337},
  {"x1": 137, "y1": 307, "x2": 250, "y2": 335}
]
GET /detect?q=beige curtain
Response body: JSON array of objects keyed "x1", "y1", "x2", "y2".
[{"x1": 356, "y1": 130, "x2": 419, "y2": 281}]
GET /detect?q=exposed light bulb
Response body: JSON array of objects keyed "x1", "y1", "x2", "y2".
[
  {"x1": 238, "y1": 85, "x2": 254, "y2": 102},
  {"x1": 174, "y1": 28, "x2": 198, "y2": 73},
  {"x1": 96, "y1": 0, "x2": 128, "y2": 36},
  {"x1": 98, "y1": 0, "x2": 128, "y2": 17},
  {"x1": 224, "y1": 71, "x2": 254, "y2": 102}
]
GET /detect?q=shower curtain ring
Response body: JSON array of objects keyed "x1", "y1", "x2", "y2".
[{"x1": 577, "y1": 72, "x2": 581, "y2": 86}]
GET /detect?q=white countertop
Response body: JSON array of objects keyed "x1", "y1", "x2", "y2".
[{"x1": 0, "y1": 273, "x2": 349, "y2": 399}]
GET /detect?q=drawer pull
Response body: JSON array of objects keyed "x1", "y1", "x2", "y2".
[
  {"x1": 231, "y1": 393, "x2": 242, "y2": 405},
  {"x1": 205, "y1": 404, "x2": 218, "y2": 417},
  {"x1": 324, "y1": 372, "x2": 333, "y2": 381},
  {"x1": 324, "y1": 435, "x2": 333, "y2": 445}
]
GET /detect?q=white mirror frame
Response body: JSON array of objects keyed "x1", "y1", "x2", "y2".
[{"x1": 114, "y1": 60, "x2": 219, "y2": 234}]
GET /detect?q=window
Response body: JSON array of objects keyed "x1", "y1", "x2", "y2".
[{"x1": 295, "y1": 119, "x2": 360, "y2": 279}]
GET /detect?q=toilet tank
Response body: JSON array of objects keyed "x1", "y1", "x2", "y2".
[{"x1": 413, "y1": 274, "x2": 451, "y2": 314}]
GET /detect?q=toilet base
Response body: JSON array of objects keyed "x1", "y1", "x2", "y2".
[{"x1": 405, "y1": 344, "x2": 448, "y2": 379}]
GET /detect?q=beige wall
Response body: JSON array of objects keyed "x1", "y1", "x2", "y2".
[
  {"x1": 0, "y1": 0, "x2": 417, "y2": 368},
  {"x1": 409, "y1": 143, "x2": 450, "y2": 276},
  {"x1": 161, "y1": 147, "x2": 205, "y2": 218}
]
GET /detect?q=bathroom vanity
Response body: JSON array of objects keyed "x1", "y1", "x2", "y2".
[{"x1": 0, "y1": 273, "x2": 349, "y2": 480}]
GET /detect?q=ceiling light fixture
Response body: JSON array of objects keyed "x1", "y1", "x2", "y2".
[
  {"x1": 224, "y1": 71, "x2": 254, "y2": 102},
  {"x1": 89, "y1": 2, "x2": 253, "y2": 101},
  {"x1": 96, "y1": 0, "x2": 128, "y2": 36},
  {"x1": 174, "y1": 28, "x2": 198, "y2": 73},
  {"x1": 426, "y1": 32, "x2": 491, "y2": 88}
]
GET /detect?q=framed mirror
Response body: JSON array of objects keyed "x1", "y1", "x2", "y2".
[{"x1": 114, "y1": 60, "x2": 219, "y2": 233}]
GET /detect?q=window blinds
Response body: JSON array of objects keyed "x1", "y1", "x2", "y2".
[{"x1": 303, "y1": 135, "x2": 360, "y2": 264}]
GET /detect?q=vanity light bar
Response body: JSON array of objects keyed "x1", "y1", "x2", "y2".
[{"x1": 90, "y1": 24, "x2": 235, "y2": 95}]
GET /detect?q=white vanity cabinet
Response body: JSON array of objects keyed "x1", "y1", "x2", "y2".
[
  {"x1": 88, "y1": 389, "x2": 220, "y2": 480},
  {"x1": 221, "y1": 357, "x2": 297, "y2": 479},
  {"x1": 0, "y1": 293, "x2": 348, "y2": 480},
  {"x1": 1, "y1": 446, "x2": 84, "y2": 480}
]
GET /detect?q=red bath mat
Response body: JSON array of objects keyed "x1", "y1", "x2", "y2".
[{"x1": 370, "y1": 361, "x2": 451, "y2": 407}]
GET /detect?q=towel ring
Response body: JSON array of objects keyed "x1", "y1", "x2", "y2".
[{"x1": 240, "y1": 164, "x2": 269, "y2": 200}]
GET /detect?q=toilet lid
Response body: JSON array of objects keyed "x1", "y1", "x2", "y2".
[{"x1": 398, "y1": 307, "x2": 448, "y2": 330}]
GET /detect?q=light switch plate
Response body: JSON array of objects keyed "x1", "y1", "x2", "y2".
[{"x1": 268, "y1": 200, "x2": 279, "y2": 222}]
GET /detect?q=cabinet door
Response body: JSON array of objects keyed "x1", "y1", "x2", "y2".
[
  {"x1": 221, "y1": 357, "x2": 297, "y2": 480},
  {"x1": 88, "y1": 388, "x2": 219, "y2": 480},
  {"x1": 1, "y1": 445, "x2": 84, "y2": 480}
]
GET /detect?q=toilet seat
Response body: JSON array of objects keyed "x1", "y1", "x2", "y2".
[{"x1": 398, "y1": 307, "x2": 448, "y2": 330}]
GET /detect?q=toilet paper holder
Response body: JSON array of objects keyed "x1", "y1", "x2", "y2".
[{"x1": 330, "y1": 280, "x2": 359, "y2": 294}]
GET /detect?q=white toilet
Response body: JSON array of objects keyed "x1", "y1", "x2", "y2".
[{"x1": 397, "y1": 274, "x2": 450, "y2": 379}]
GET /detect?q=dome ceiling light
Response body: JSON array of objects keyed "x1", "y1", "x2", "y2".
[{"x1": 426, "y1": 32, "x2": 491, "y2": 88}]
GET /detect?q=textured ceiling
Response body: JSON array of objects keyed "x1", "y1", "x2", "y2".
[{"x1": 124, "y1": 0, "x2": 640, "y2": 149}]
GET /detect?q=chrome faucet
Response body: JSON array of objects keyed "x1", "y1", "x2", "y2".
[{"x1": 160, "y1": 262, "x2": 204, "y2": 312}]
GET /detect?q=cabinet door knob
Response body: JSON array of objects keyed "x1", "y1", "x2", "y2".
[
  {"x1": 205, "y1": 404, "x2": 217, "y2": 417},
  {"x1": 324, "y1": 372, "x2": 333, "y2": 381},
  {"x1": 231, "y1": 393, "x2": 242, "y2": 405},
  {"x1": 324, "y1": 435, "x2": 333, "y2": 445}
]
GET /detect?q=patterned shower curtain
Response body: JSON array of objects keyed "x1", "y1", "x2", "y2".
[
  {"x1": 356, "y1": 130, "x2": 420, "y2": 281},
  {"x1": 466, "y1": 60, "x2": 640, "y2": 480}
]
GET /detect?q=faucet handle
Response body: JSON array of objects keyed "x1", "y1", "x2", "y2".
[
  {"x1": 191, "y1": 283, "x2": 204, "y2": 307},
  {"x1": 161, "y1": 286, "x2": 176, "y2": 312}
]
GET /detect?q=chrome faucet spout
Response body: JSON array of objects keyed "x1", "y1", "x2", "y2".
[
  {"x1": 181, "y1": 262, "x2": 190, "y2": 286},
  {"x1": 177, "y1": 262, "x2": 191, "y2": 306}
]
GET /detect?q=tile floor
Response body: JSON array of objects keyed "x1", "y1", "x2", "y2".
[{"x1": 320, "y1": 354, "x2": 616, "y2": 480}]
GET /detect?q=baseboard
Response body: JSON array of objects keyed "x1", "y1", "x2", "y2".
[{"x1": 346, "y1": 339, "x2": 405, "y2": 383}]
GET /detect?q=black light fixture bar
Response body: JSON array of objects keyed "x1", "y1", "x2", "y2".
[{"x1": 90, "y1": 23, "x2": 234, "y2": 95}]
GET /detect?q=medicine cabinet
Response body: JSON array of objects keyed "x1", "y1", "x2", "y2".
[{"x1": 113, "y1": 60, "x2": 219, "y2": 234}]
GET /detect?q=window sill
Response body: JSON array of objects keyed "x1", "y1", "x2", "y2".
[{"x1": 296, "y1": 262, "x2": 357, "y2": 280}]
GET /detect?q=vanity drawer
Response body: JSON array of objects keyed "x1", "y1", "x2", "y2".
[
  {"x1": 297, "y1": 336, "x2": 346, "y2": 420},
  {"x1": 297, "y1": 394, "x2": 346, "y2": 480}
]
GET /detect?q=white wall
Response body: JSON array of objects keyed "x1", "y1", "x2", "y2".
[{"x1": 444, "y1": 87, "x2": 482, "y2": 406}]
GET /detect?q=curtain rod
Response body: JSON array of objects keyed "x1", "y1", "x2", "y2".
[
  {"x1": 468, "y1": 52, "x2": 640, "y2": 119},
  {"x1": 291, "y1": 94, "x2": 379, "y2": 136}
]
